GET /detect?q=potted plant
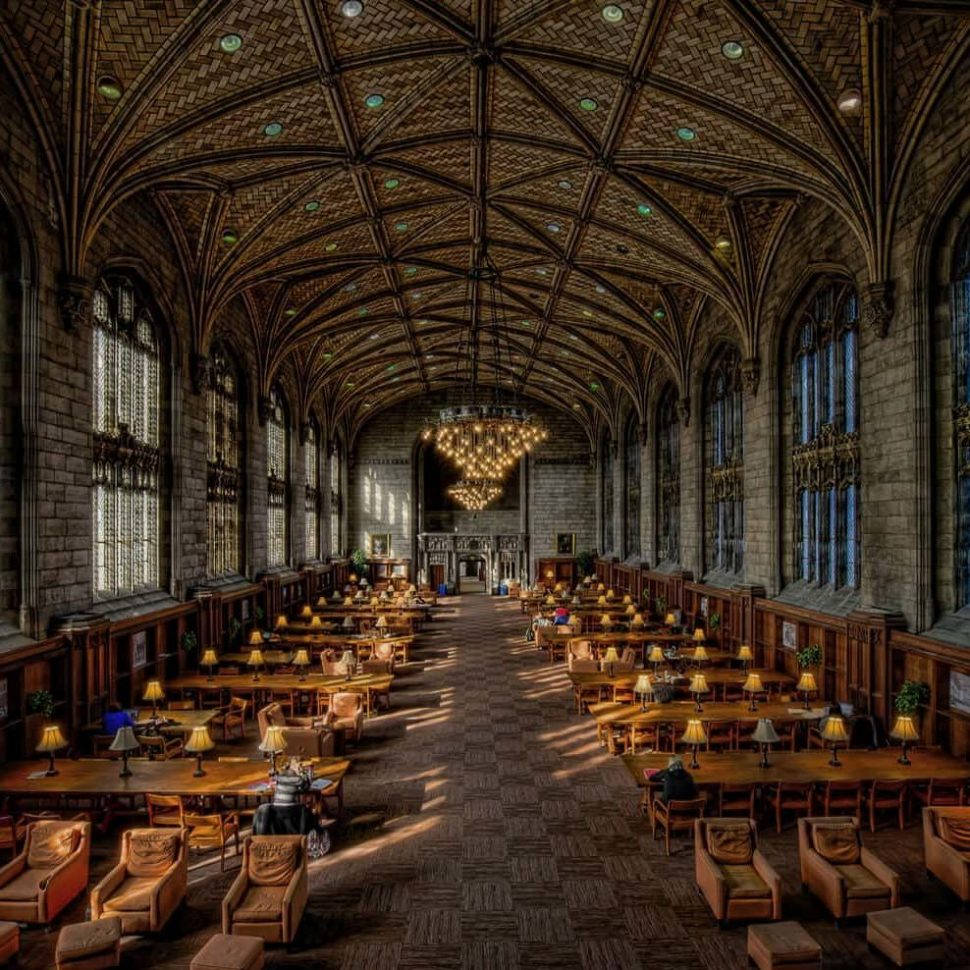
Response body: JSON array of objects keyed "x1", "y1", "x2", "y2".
[
  {"x1": 708, "y1": 612, "x2": 721, "y2": 632},
  {"x1": 181, "y1": 630, "x2": 198, "y2": 655},
  {"x1": 226, "y1": 616, "x2": 242, "y2": 648},
  {"x1": 27, "y1": 689, "x2": 55, "y2": 721},
  {"x1": 894, "y1": 680, "x2": 930, "y2": 717},
  {"x1": 796, "y1": 643, "x2": 822, "y2": 670},
  {"x1": 351, "y1": 548, "x2": 367, "y2": 576},
  {"x1": 576, "y1": 550, "x2": 595, "y2": 579},
  {"x1": 655, "y1": 595, "x2": 667, "y2": 617}
]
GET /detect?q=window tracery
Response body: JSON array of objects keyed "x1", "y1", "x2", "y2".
[
  {"x1": 206, "y1": 344, "x2": 241, "y2": 576},
  {"x1": 266, "y1": 387, "x2": 288, "y2": 568}
]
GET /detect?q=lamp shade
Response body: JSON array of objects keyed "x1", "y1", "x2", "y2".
[
  {"x1": 680, "y1": 719, "x2": 707, "y2": 745},
  {"x1": 143, "y1": 680, "x2": 165, "y2": 703},
  {"x1": 300, "y1": 605, "x2": 313, "y2": 619},
  {"x1": 109, "y1": 725, "x2": 140, "y2": 753},
  {"x1": 316, "y1": 596, "x2": 327, "y2": 607},
  {"x1": 890, "y1": 714, "x2": 920, "y2": 743},
  {"x1": 693, "y1": 628, "x2": 706, "y2": 643},
  {"x1": 664, "y1": 613, "x2": 676, "y2": 626},
  {"x1": 375, "y1": 615, "x2": 388, "y2": 628},
  {"x1": 600, "y1": 614, "x2": 613, "y2": 628},
  {"x1": 555, "y1": 582, "x2": 564, "y2": 593},
  {"x1": 248, "y1": 648, "x2": 264, "y2": 667},
  {"x1": 330, "y1": 591, "x2": 341, "y2": 602},
  {"x1": 370, "y1": 596, "x2": 380, "y2": 607},
  {"x1": 292, "y1": 649, "x2": 310, "y2": 667},
  {"x1": 572, "y1": 595, "x2": 582, "y2": 607},
  {"x1": 648, "y1": 645, "x2": 665, "y2": 664},
  {"x1": 796, "y1": 671, "x2": 818, "y2": 694},
  {"x1": 310, "y1": 615, "x2": 323, "y2": 629},
  {"x1": 342, "y1": 616, "x2": 354, "y2": 629},
  {"x1": 248, "y1": 628, "x2": 263, "y2": 646},
  {"x1": 597, "y1": 583, "x2": 605, "y2": 592},
  {"x1": 343, "y1": 596, "x2": 353, "y2": 606},
  {"x1": 185, "y1": 725, "x2": 214, "y2": 754},
  {"x1": 820, "y1": 714, "x2": 849, "y2": 743},
  {"x1": 742, "y1": 672, "x2": 764, "y2": 694},
  {"x1": 606, "y1": 589, "x2": 615, "y2": 600},
  {"x1": 200, "y1": 649, "x2": 218, "y2": 667},
  {"x1": 545, "y1": 595, "x2": 556, "y2": 606},
  {"x1": 634, "y1": 674, "x2": 652, "y2": 696},
  {"x1": 275, "y1": 614, "x2": 288, "y2": 629},
  {"x1": 259, "y1": 724, "x2": 287, "y2": 754},
  {"x1": 568, "y1": 614, "x2": 581, "y2": 627},
  {"x1": 737, "y1": 644, "x2": 754, "y2": 663},
  {"x1": 603, "y1": 647, "x2": 619, "y2": 664},
  {"x1": 689, "y1": 673, "x2": 708, "y2": 695},
  {"x1": 751, "y1": 718, "x2": 780, "y2": 745},
  {"x1": 340, "y1": 649, "x2": 355, "y2": 667},
  {"x1": 597, "y1": 595, "x2": 607, "y2": 606},
  {"x1": 354, "y1": 590, "x2": 365, "y2": 601},
  {"x1": 622, "y1": 594, "x2": 632, "y2": 605},
  {"x1": 631, "y1": 613, "x2": 645, "y2": 627},
  {"x1": 693, "y1": 645, "x2": 709, "y2": 662},
  {"x1": 36, "y1": 724, "x2": 67, "y2": 753},
  {"x1": 625, "y1": 604, "x2": 635, "y2": 616},
  {"x1": 349, "y1": 573, "x2": 358, "y2": 582}
]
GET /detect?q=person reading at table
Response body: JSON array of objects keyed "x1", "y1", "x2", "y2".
[
  {"x1": 552, "y1": 606, "x2": 570, "y2": 626},
  {"x1": 102, "y1": 702, "x2": 135, "y2": 735},
  {"x1": 650, "y1": 755, "x2": 697, "y2": 805}
]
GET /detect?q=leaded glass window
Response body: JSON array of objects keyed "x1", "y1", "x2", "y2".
[
  {"x1": 305, "y1": 419, "x2": 320, "y2": 560},
  {"x1": 602, "y1": 432, "x2": 614, "y2": 552},
  {"x1": 266, "y1": 387, "x2": 288, "y2": 568},
  {"x1": 624, "y1": 415, "x2": 641, "y2": 559},
  {"x1": 92, "y1": 276, "x2": 160, "y2": 598},
  {"x1": 330, "y1": 438, "x2": 341, "y2": 557},
  {"x1": 657, "y1": 386, "x2": 680, "y2": 563},
  {"x1": 206, "y1": 344, "x2": 241, "y2": 576},
  {"x1": 951, "y1": 226, "x2": 970, "y2": 605},
  {"x1": 705, "y1": 347, "x2": 744, "y2": 574},
  {"x1": 791, "y1": 281, "x2": 860, "y2": 588}
]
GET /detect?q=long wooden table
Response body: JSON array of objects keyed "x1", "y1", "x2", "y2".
[
  {"x1": 568, "y1": 668, "x2": 796, "y2": 702},
  {"x1": 279, "y1": 633, "x2": 414, "y2": 663},
  {"x1": 82, "y1": 709, "x2": 217, "y2": 738}
]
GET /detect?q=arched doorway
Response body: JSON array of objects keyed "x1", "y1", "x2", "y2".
[{"x1": 457, "y1": 555, "x2": 487, "y2": 594}]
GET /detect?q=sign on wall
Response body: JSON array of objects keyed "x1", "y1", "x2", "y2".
[
  {"x1": 782, "y1": 620, "x2": 797, "y2": 649},
  {"x1": 369, "y1": 533, "x2": 391, "y2": 557},
  {"x1": 555, "y1": 533, "x2": 575, "y2": 555},
  {"x1": 131, "y1": 631, "x2": 148, "y2": 669},
  {"x1": 950, "y1": 670, "x2": 970, "y2": 715}
]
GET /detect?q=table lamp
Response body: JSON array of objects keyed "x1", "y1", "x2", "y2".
[
  {"x1": 35, "y1": 724, "x2": 66, "y2": 777},
  {"x1": 606, "y1": 589, "x2": 615, "y2": 601},
  {"x1": 317, "y1": 596, "x2": 327, "y2": 608},
  {"x1": 689, "y1": 673, "x2": 708, "y2": 712},
  {"x1": 248, "y1": 647, "x2": 264, "y2": 682},
  {"x1": 247, "y1": 628, "x2": 263, "y2": 647},
  {"x1": 631, "y1": 613, "x2": 645, "y2": 628},
  {"x1": 110, "y1": 725, "x2": 140, "y2": 777},
  {"x1": 680, "y1": 719, "x2": 707, "y2": 769},
  {"x1": 375, "y1": 615, "x2": 388, "y2": 633},
  {"x1": 634, "y1": 673, "x2": 652, "y2": 711},
  {"x1": 340, "y1": 648, "x2": 355, "y2": 680},
  {"x1": 185, "y1": 725, "x2": 214, "y2": 777},
  {"x1": 143, "y1": 680, "x2": 165, "y2": 718},
  {"x1": 343, "y1": 595, "x2": 353, "y2": 606},
  {"x1": 742, "y1": 672, "x2": 763, "y2": 712},
  {"x1": 555, "y1": 582, "x2": 564, "y2": 593},
  {"x1": 330, "y1": 590, "x2": 342, "y2": 602},
  {"x1": 354, "y1": 590, "x2": 365, "y2": 602},
  {"x1": 648, "y1": 644, "x2": 665, "y2": 675},
  {"x1": 664, "y1": 612, "x2": 676, "y2": 627},
  {"x1": 622, "y1": 594, "x2": 632, "y2": 605},
  {"x1": 693, "y1": 644, "x2": 709, "y2": 665},
  {"x1": 310, "y1": 615, "x2": 323, "y2": 630},
  {"x1": 796, "y1": 671, "x2": 817, "y2": 710},
  {"x1": 200, "y1": 648, "x2": 219, "y2": 682},
  {"x1": 259, "y1": 724, "x2": 286, "y2": 776},
  {"x1": 568, "y1": 614, "x2": 581, "y2": 630},
  {"x1": 600, "y1": 613, "x2": 613, "y2": 630},
  {"x1": 292, "y1": 648, "x2": 310, "y2": 682},
  {"x1": 349, "y1": 573, "x2": 358, "y2": 583},
  {"x1": 751, "y1": 718, "x2": 780, "y2": 768},
  {"x1": 360, "y1": 577, "x2": 369, "y2": 589},
  {"x1": 693, "y1": 627, "x2": 706, "y2": 644},
  {"x1": 737, "y1": 644, "x2": 753, "y2": 670},
  {"x1": 380, "y1": 589, "x2": 391, "y2": 602},
  {"x1": 820, "y1": 714, "x2": 849, "y2": 767},
  {"x1": 572, "y1": 594, "x2": 582, "y2": 607},
  {"x1": 545, "y1": 594, "x2": 556, "y2": 606},
  {"x1": 342, "y1": 615, "x2": 355, "y2": 631},
  {"x1": 370, "y1": 596, "x2": 380, "y2": 607},
  {"x1": 408, "y1": 584, "x2": 416, "y2": 594},
  {"x1": 597, "y1": 582, "x2": 605, "y2": 592},
  {"x1": 275, "y1": 614, "x2": 288, "y2": 630},
  {"x1": 890, "y1": 714, "x2": 920, "y2": 765},
  {"x1": 602, "y1": 646, "x2": 619, "y2": 676},
  {"x1": 300, "y1": 604, "x2": 313, "y2": 620},
  {"x1": 597, "y1": 594, "x2": 607, "y2": 606},
  {"x1": 625, "y1": 604, "x2": 635, "y2": 616},
  {"x1": 545, "y1": 569, "x2": 554, "y2": 582}
]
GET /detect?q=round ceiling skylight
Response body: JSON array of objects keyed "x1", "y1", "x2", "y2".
[
  {"x1": 305, "y1": 200, "x2": 320, "y2": 212},
  {"x1": 637, "y1": 203, "x2": 653, "y2": 217},
  {"x1": 344, "y1": 283, "x2": 358, "y2": 292},
  {"x1": 365, "y1": 93, "x2": 385, "y2": 109},
  {"x1": 595, "y1": 284, "x2": 607, "y2": 294},
  {"x1": 601, "y1": 5, "x2": 624, "y2": 23},
  {"x1": 97, "y1": 76, "x2": 123, "y2": 101},
  {"x1": 263, "y1": 121, "x2": 283, "y2": 137},
  {"x1": 579, "y1": 97, "x2": 598, "y2": 112},
  {"x1": 721, "y1": 40, "x2": 744, "y2": 60},
  {"x1": 341, "y1": 0, "x2": 363, "y2": 17},
  {"x1": 838, "y1": 89, "x2": 862, "y2": 114},
  {"x1": 325, "y1": 242, "x2": 338, "y2": 252},
  {"x1": 284, "y1": 307, "x2": 296, "y2": 317},
  {"x1": 652, "y1": 306, "x2": 666, "y2": 320},
  {"x1": 546, "y1": 222, "x2": 561, "y2": 233},
  {"x1": 715, "y1": 235, "x2": 732, "y2": 252},
  {"x1": 384, "y1": 178, "x2": 400, "y2": 189},
  {"x1": 219, "y1": 34, "x2": 243, "y2": 53},
  {"x1": 558, "y1": 179, "x2": 573, "y2": 190},
  {"x1": 221, "y1": 228, "x2": 238, "y2": 245},
  {"x1": 676, "y1": 126, "x2": 696, "y2": 141},
  {"x1": 394, "y1": 221, "x2": 408, "y2": 232},
  {"x1": 404, "y1": 266, "x2": 417, "y2": 276}
]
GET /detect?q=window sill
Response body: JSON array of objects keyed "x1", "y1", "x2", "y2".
[{"x1": 774, "y1": 581, "x2": 861, "y2": 618}]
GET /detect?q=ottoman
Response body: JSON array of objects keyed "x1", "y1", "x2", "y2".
[
  {"x1": 55, "y1": 917, "x2": 121, "y2": 970},
  {"x1": 190, "y1": 933, "x2": 264, "y2": 970},
  {"x1": 866, "y1": 907, "x2": 945, "y2": 966},
  {"x1": 0, "y1": 922, "x2": 19, "y2": 964},
  {"x1": 748, "y1": 921, "x2": 822, "y2": 970}
]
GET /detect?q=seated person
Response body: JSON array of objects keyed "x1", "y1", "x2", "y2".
[
  {"x1": 552, "y1": 606, "x2": 571, "y2": 626},
  {"x1": 650, "y1": 755, "x2": 697, "y2": 805},
  {"x1": 102, "y1": 702, "x2": 134, "y2": 735}
]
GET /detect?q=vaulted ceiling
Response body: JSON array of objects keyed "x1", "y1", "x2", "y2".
[{"x1": 2, "y1": 0, "x2": 969, "y2": 437}]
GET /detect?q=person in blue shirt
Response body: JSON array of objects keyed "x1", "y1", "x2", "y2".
[
  {"x1": 552, "y1": 606, "x2": 570, "y2": 626},
  {"x1": 102, "y1": 703, "x2": 134, "y2": 735}
]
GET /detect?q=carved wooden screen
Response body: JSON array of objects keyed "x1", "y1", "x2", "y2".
[
  {"x1": 206, "y1": 344, "x2": 240, "y2": 576},
  {"x1": 304, "y1": 419, "x2": 320, "y2": 561},
  {"x1": 266, "y1": 387, "x2": 287, "y2": 568}
]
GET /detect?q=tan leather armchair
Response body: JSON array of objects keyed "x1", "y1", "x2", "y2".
[
  {"x1": 223, "y1": 835, "x2": 307, "y2": 943},
  {"x1": 90, "y1": 827, "x2": 187, "y2": 933},
  {"x1": 257, "y1": 703, "x2": 335, "y2": 759},
  {"x1": 923, "y1": 806, "x2": 970, "y2": 902},
  {"x1": 0, "y1": 819, "x2": 91, "y2": 924},
  {"x1": 326, "y1": 692, "x2": 364, "y2": 747},
  {"x1": 694, "y1": 818, "x2": 781, "y2": 927},
  {"x1": 797, "y1": 817, "x2": 899, "y2": 923}
]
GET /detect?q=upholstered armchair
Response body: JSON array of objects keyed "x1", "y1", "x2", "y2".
[
  {"x1": 923, "y1": 806, "x2": 970, "y2": 902},
  {"x1": 222, "y1": 835, "x2": 307, "y2": 943},
  {"x1": 90, "y1": 827, "x2": 187, "y2": 933},
  {"x1": 0, "y1": 819, "x2": 91, "y2": 924},
  {"x1": 797, "y1": 817, "x2": 899, "y2": 923},
  {"x1": 326, "y1": 692, "x2": 364, "y2": 747},
  {"x1": 369, "y1": 640, "x2": 396, "y2": 670},
  {"x1": 257, "y1": 703, "x2": 334, "y2": 759},
  {"x1": 694, "y1": 818, "x2": 781, "y2": 927}
]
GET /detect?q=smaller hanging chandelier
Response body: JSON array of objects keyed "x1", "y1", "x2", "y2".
[{"x1": 447, "y1": 478, "x2": 503, "y2": 510}]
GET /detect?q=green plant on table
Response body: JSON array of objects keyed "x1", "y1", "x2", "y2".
[
  {"x1": 27, "y1": 689, "x2": 55, "y2": 720},
  {"x1": 894, "y1": 680, "x2": 930, "y2": 716},
  {"x1": 796, "y1": 643, "x2": 822, "y2": 669}
]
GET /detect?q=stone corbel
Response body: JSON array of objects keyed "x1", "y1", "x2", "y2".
[
  {"x1": 190, "y1": 352, "x2": 210, "y2": 394},
  {"x1": 740, "y1": 356, "x2": 761, "y2": 397},
  {"x1": 862, "y1": 280, "x2": 894, "y2": 339},
  {"x1": 256, "y1": 395, "x2": 272, "y2": 427},
  {"x1": 58, "y1": 275, "x2": 92, "y2": 332},
  {"x1": 299, "y1": 421, "x2": 311, "y2": 446},
  {"x1": 677, "y1": 396, "x2": 691, "y2": 427}
]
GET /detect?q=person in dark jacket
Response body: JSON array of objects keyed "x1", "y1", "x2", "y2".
[
  {"x1": 650, "y1": 755, "x2": 697, "y2": 804},
  {"x1": 102, "y1": 702, "x2": 134, "y2": 735}
]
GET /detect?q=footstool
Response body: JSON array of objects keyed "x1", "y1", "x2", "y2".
[
  {"x1": 55, "y1": 917, "x2": 121, "y2": 970},
  {"x1": 190, "y1": 933, "x2": 263, "y2": 970},
  {"x1": 748, "y1": 921, "x2": 821, "y2": 970},
  {"x1": 0, "y1": 922, "x2": 19, "y2": 964},
  {"x1": 866, "y1": 907, "x2": 945, "y2": 966}
]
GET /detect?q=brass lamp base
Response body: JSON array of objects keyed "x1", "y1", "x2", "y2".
[{"x1": 193, "y1": 754, "x2": 206, "y2": 777}]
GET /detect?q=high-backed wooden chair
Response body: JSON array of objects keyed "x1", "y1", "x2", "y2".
[
  {"x1": 820, "y1": 780, "x2": 863, "y2": 821},
  {"x1": 767, "y1": 782, "x2": 814, "y2": 834},
  {"x1": 718, "y1": 783, "x2": 757, "y2": 819},
  {"x1": 211, "y1": 697, "x2": 248, "y2": 742},
  {"x1": 868, "y1": 779, "x2": 908, "y2": 832},
  {"x1": 137, "y1": 734, "x2": 184, "y2": 760},
  {"x1": 146, "y1": 794, "x2": 184, "y2": 828},
  {"x1": 651, "y1": 796, "x2": 706, "y2": 856},
  {"x1": 923, "y1": 806, "x2": 970, "y2": 903}
]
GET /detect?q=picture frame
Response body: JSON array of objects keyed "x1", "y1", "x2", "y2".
[
  {"x1": 700, "y1": 596, "x2": 708, "y2": 617},
  {"x1": 131, "y1": 631, "x2": 148, "y2": 669},
  {"x1": 950, "y1": 670, "x2": 970, "y2": 715},
  {"x1": 555, "y1": 532, "x2": 576, "y2": 555},
  {"x1": 782, "y1": 620, "x2": 797, "y2": 650},
  {"x1": 369, "y1": 533, "x2": 391, "y2": 557}
]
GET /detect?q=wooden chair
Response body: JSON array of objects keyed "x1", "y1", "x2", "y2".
[
  {"x1": 146, "y1": 794, "x2": 184, "y2": 828},
  {"x1": 651, "y1": 795, "x2": 706, "y2": 856},
  {"x1": 91, "y1": 734, "x2": 120, "y2": 759},
  {"x1": 773, "y1": 719, "x2": 799, "y2": 752},
  {"x1": 820, "y1": 779, "x2": 863, "y2": 821},
  {"x1": 706, "y1": 720, "x2": 736, "y2": 752},
  {"x1": 271, "y1": 690, "x2": 294, "y2": 717},
  {"x1": 766, "y1": 781, "x2": 814, "y2": 834},
  {"x1": 629, "y1": 722, "x2": 667, "y2": 755},
  {"x1": 722, "y1": 684, "x2": 744, "y2": 703},
  {"x1": 0, "y1": 812, "x2": 61, "y2": 860},
  {"x1": 868, "y1": 779, "x2": 908, "y2": 832},
  {"x1": 136, "y1": 734, "x2": 184, "y2": 760},
  {"x1": 211, "y1": 697, "x2": 248, "y2": 741},
  {"x1": 911, "y1": 778, "x2": 966, "y2": 810},
  {"x1": 184, "y1": 810, "x2": 240, "y2": 871},
  {"x1": 612, "y1": 682, "x2": 635, "y2": 704},
  {"x1": 718, "y1": 783, "x2": 757, "y2": 819},
  {"x1": 167, "y1": 700, "x2": 196, "y2": 711}
]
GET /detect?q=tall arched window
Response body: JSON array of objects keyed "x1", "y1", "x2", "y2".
[
  {"x1": 304, "y1": 418, "x2": 320, "y2": 560},
  {"x1": 791, "y1": 281, "x2": 860, "y2": 588},
  {"x1": 329, "y1": 438, "x2": 341, "y2": 557},
  {"x1": 601, "y1": 432, "x2": 614, "y2": 552},
  {"x1": 656, "y1": 386, "x2": 680, "y2": 564},
  {"x1": 266, "y1": 387, "x2": 288, "y2": 568},
  {"x1": 624, "y1": 415, "x2": 641, "y2": 559},
  {"x1": 704, "y1": 346, "x2": 744, "y2": 574},
  {"x1": 92, "y1": 275, "x2": 161, "y2": 598},
  {"x1": 206, "y1": 344, "x2": 242, "y2": 576},
  {"x1": 952, "y1": 230, "x2": 970, "y2": 605}
]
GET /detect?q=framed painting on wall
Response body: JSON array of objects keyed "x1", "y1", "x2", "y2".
[
  {"x1": 782, "y1": 620, "x2": 797, "y2": 650},
  {"x1": 132, "y1": 631, "x2": 148, "y2": 669},
  {"x1": 369, "y1": 533, "x2": 391, "y2": 557},
  {"x1": 556, "y1": 533, "x2": 576, "y2": 555},
  {"x1": 950, "y1": 670, "x2": 970, "y2": 715}
]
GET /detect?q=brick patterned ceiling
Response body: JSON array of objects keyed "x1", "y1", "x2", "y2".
[{"x1": 2, "y1": 0, "x2": 969, "y2": 432}]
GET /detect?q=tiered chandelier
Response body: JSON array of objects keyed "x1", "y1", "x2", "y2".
[{"x1": 423, "y1": 252, "x2": 546, "y2": 510}]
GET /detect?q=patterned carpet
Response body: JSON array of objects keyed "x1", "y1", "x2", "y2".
[{"x1": 14, "y1": 593, "x2": 970, "y2": 968}]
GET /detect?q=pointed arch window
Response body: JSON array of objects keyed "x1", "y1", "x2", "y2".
[
  {"x1": 206, "y1": 345, "x2": 242, "y2": 576},
  {"x1": 266, "y1": 388, "x2": 288, "y2": 568},
  {"x1": 305, "y1": 419, "x2": 320, "y2": 560},
  {"x1": 657, "y1": 387, "x2": 680, "y2": 564},
  {"x1": 92, "y1": 276, "x2": 161, "y2": 598},
  {"x1": 330, "y1": 438, "x2": 341, "y2": 557},
  {"x1": 704, "y1": 347, "x2": 744, "y2": 574},
  {"x1": 602, "y1": 432, "x2": 614, "y2": 552},
  {"x1": 791, "y1": 281, "x2": 860, "y2": 588},
  {"x1": 951, "y1": 227, "x2": 970, "y2": 605},
  {"x1": 624, "y1": 416, "x2": 641, "y2": 559}
]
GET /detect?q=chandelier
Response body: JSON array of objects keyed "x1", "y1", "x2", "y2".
[{"x1": 447, "y1": 478, "x2": 503, "y2": 511}]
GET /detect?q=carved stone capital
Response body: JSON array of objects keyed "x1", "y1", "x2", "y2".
[
  {"x1": 740, "y1": 356, "x2": 761, "y2": 396},
  {"x1": 58, "y1": 275, "x2": 92, "y2": 332},
  {"x1": 862, "y1": 280, "x2": 894, "y2": 338}
]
